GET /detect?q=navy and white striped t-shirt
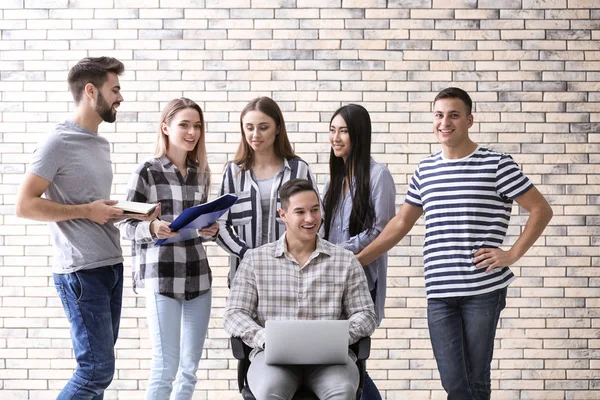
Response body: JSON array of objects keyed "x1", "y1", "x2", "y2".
[{"x1": 406, "y1": 146, "x2": 533, "y2": 299}]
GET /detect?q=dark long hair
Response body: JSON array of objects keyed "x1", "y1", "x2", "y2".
[{"x1": 323, "y1": 104, "x2": 375, "y2": 240}]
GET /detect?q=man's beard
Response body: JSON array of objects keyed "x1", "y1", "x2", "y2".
[{"x1": 95, "y1": 91, "x2": 117, "y2": 123}]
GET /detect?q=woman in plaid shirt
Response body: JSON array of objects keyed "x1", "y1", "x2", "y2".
[
  {"x1": 216, "y1": 97, "x2": 319, "y2": 287},
  {"x1": 119, "y1": 98, "x2": 216, "y2": 400}
]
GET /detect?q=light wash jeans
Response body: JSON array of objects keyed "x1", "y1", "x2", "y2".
[
  {"x1": 145, "y1": 289, "x2": 212, "y2": 400},
  {"x1": 53, "y1": 263, "x2": 123, "y2": 400}
]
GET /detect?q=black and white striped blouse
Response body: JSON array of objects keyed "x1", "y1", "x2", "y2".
[{"x1": 216, "y1": 157, "x2": 319, "y2": 286}]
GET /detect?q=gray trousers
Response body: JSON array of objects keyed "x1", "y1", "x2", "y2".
[{"x1": 247, "y1": 351, "x2": 359, "y2": 400}]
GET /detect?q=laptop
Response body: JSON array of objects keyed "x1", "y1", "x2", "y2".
[{"x1": 264, "y1": 320, "x2": 350, "y2": 365}]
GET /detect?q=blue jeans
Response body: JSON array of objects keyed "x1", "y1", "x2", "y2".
[
  {"x1": 361, "y1": 368, "x2": 382, "y2": 400},
  {"x1": 145, "y1": 289, "x2": 212, "y2": 400},
  {"x1": 53, "y1": 263, "x2": 124, "y2": 400},
  {"x1": 427, "y1": 287, "x2": 507, "y2": 400}
]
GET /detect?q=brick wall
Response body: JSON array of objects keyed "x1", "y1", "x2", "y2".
[{"x1": 1, "y1": 1, "x2": 599, "y2": 399}]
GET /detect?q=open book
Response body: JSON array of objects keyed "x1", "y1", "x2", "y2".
[
  {"x1": 155, "y1": 193, "x2": 238, "y2": 246},
  {"x1": 114, "y1": 201, "x2": 158, "y2": 216}
]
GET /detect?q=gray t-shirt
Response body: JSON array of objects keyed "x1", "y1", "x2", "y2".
[{"x1": 28, "y1": 120, "x2": 123, "y2": 274}]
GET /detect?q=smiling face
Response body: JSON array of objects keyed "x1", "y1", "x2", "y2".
[
  {"x1": 242, "y1": 110, "x2": 278, "y2": 155},
  {"x1": 433, "y1": 97, "x2": 474, "y2": 158},
  {"x1": 329, "y1": 113, "x2": 352, "y2": 162},
  {"x1": 162, "y1": 107, "x2": 203, "y2": 155},
  {"x1": 279, "y1": 190, "x2": 322, "y2": 244},
  {"x1": 94, "y1": 72, "x2": 123, "y2": 123}
]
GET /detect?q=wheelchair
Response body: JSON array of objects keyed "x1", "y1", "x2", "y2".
[{"x1": 230, "y1": 336, "x2": 371, "y2": 400}]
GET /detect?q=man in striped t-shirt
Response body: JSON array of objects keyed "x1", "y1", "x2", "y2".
[{"x1": 358, "y1": 87, "x2": 553, "y2": 400}]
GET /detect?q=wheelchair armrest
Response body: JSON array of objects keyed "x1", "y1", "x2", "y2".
[
  {"x1": 351, "y1": 336, "x2": 371, "y2": 360},
  {"x1": 231, "y1": 337, "x2": 250, "y2": 360}
]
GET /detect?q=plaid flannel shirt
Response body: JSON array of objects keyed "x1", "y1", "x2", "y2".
[
  {"x1": 118, "y1": 156, "x2": 212, "y2": 301},
  {"x1": 224, "y1": 233, "x2": 377, "y2": 360}
]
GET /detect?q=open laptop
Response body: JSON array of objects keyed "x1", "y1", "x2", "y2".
[{"x1": 264, "y1": 320, "x2": 350, "y2": 365}]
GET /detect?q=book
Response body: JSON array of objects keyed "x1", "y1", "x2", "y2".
[
  {"x1": 114, "y1": 201, "x2": 158, "y2": 216},
  {"x1": 155, "y1": 193, "x2": 238, "y2": 246}
]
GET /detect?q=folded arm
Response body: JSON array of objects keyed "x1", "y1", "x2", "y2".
[{"x1": 117, "y1": 169, "x2": 165, "y2": 243}]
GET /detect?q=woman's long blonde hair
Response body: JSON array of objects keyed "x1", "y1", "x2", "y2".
[
  {"x1": 232, "y1": 96, "x2": 298, "y2": 171},
  {"x1": 154, "y1": 97, "x2": 210, "y2": 188}
]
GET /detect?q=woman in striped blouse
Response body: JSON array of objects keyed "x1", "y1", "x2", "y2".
[
  {"x1": 322, "y1": 104, "x2": 396, "y2": 400},
  {"x1": 119, "y1": 98, "x2": 216, "y2": 400},
  {"x1": 216, "y1": 97, "x2": 318, "y2": 286}
]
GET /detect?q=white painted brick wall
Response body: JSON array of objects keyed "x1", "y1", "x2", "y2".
[{"x1": 0, "y1": 1, "x2": 599, "y2": 399}]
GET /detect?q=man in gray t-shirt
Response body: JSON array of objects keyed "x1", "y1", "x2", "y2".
[
  {"x1": 28, "y1": 119, "x2": 124, "y2": 274},
  {"x1": 16, "y1": 57, "x2": 158, "y2": 400}
]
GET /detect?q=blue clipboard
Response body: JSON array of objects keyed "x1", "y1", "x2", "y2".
[{"x1": 155, "y1": 193, "x2": 238, "y2": 246}]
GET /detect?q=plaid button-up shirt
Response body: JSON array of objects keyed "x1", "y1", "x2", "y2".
[
  {"x1": 224, "y1": 233, "x2": 376, "y2": 360},
  {"x1": 118, "y1": 156, "x2": 212, "y2": 301}
]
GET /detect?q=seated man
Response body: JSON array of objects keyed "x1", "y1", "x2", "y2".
[{"x1": 224, "y1": 178, "x2": 377, "y2": 400}]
